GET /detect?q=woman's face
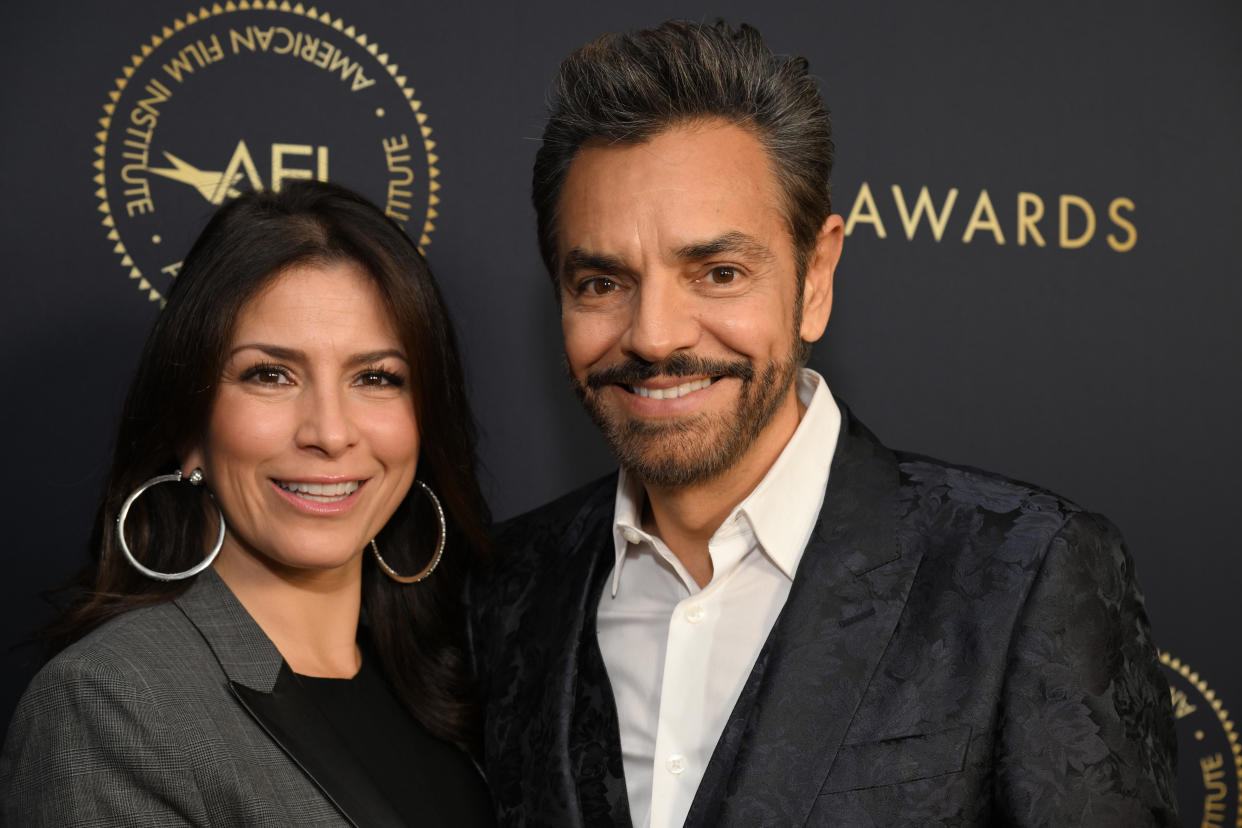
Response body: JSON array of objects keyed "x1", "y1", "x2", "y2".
[{"x1": 185, "y1": 260, "x2": 419, "y2": 575}]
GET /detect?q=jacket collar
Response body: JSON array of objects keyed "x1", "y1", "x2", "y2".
[
  {"x1": 173, "y1": 569, "x2": 407, "y2": 828},
  {"x1": 173, "y1": 568, "x2": 283, "y2": 691}
]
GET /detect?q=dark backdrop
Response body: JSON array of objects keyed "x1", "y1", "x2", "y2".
[{"x1": 2, "y1": 1, "x2": 1239, "y2": 820}]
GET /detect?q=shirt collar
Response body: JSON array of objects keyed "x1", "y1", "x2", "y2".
[{"x1": 610, "y1": 368, "x2": 840, "y2": 595}]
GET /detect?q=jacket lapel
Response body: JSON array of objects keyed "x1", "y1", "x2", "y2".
[
  {"x1": 174, "y1": 571, "x2": 405, "y2": 828},
  {"x1": 569, "y1": 519, "x2": 633, "y2": 827},
  {"x1": 685, "y1": 407, "x2": 923, "y2": 827},
  {"x1": 546, "y1": 480, "x2": 632, "y2": 827}
]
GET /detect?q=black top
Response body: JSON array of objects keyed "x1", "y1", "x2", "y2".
[{"x1": 294, "y1": 648, "x2": 495, "y2": 827}]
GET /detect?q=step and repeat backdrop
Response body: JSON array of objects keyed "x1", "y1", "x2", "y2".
[{"x1": 2, "y1": 1, "x2": 1238, "y2": 821}]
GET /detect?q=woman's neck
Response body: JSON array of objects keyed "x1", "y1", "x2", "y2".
[{"x1": 212, "y1": 550, "x2": 363, "y2": 678}]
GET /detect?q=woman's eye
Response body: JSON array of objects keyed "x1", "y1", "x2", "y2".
[
  {"x1": 706, "y1": 266, "x2": 737, "y2": 284},
  {"x1": 242, "y1": 364, "x2": 291, "y2": 385},
  {"x1": 357, "y1": 370, "x2": 404, "y2": 388}
]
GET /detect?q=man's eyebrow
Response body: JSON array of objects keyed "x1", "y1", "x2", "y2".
[
  {"x1": 674, "y1": 231, "x2": 776, "y2": 264},
  {"x1": 562, "y1": 248, "x2": 629, "y2": 276}
]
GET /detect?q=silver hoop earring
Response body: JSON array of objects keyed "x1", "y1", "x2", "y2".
[
  {"x1": 116, "y1": 468, "x2": 226, "y2": 582},
  {"x1": 371, "y1": 479, "x2": 446, "y2": 584}
]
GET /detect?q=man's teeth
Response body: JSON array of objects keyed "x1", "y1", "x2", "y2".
[
  {"x1": 276, "y1": 480, "x2": 360, "y2": 502},
  {"x1": 631, "y1": 378, "x2": 714, "y2": 399}
]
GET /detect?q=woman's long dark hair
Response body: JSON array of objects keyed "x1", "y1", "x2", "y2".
[{"x1": 43, "y1": 181, "x2": 490, "y2": 753}]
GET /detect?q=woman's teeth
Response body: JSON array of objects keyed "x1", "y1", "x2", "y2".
[
  {"x1": 630, "y1": 377, "x2": 715, "y2": 399},
  {"x1": 276, "y1": 480, "x2": 360, "y2": 502}
]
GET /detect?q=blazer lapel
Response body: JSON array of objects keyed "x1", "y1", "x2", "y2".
[
  {"x1": 686, "y1": 407, "x2": 924, "y2": 827},
  {"x1": 569, "y1": 520, "x2": 633, "y2": 828},
  {"x1": 175, "y1": 571, "x2": 405, "y2": 828},
  {"x1": 539, "y1": 480, "x2": 632, "y2": 827}
]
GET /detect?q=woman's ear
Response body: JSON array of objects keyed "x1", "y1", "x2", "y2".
[{"x1": 181, "y1": 444, "x2": 206, "y2": 477}]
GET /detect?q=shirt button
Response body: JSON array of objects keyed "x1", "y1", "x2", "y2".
[
  {"x1": 621, "y1": 528, "x2": 642, "y2": 545},
  {"x1": 685, "y1": 604, "x2": 705, "y2": 624},
  {"x1": 666, "y1": 754, "x2": 686, "y2": 775}
]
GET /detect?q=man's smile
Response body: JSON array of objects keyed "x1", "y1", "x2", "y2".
[{"x1": 626, "y1": 377, "x2": 718, "y2": 399}]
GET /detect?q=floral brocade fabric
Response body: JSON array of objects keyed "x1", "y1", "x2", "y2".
[{"x1": 468, "y1": 405, "x2": 1178, "y2": 827}]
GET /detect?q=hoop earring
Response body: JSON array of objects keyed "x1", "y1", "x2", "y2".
[
  {"x1": 372, "y1": 479, "x2": 446, "y2": 584},
  {"x1": 116, "y1": 468, "x2": 226, "y2": 582}
]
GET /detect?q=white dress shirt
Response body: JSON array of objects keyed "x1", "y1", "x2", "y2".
[{"x1": 596, "y1": 369, "x2": 841, "y2": 828}]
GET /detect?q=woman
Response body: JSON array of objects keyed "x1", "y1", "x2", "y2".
[{"x1": 0, "y1": 181, "x2": 495, "y2": 826}]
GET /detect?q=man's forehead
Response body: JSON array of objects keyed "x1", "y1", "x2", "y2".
[{"x1": 556, "y1": 122, "x2": 789, "y2": 260}]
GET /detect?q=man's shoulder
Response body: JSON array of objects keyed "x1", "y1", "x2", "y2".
[
  {"x1": 886, "y1": 448, "x2": 1123, "y2": 569},
  {"x1": 494, "y1": 472, "x2": 617, "y2": 557},
  {"x1": 893, "y1": 450, "x2": 1085, "y2": 518}
]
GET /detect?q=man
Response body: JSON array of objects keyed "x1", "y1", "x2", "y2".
[{"x1": 470, "y1": 20, "x2": 1177, "y2": 827}]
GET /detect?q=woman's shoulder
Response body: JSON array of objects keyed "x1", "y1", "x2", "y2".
[{"x1": 31, "y1": 600, "x2": 214, "y2": 701}]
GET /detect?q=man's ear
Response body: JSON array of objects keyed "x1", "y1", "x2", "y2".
[{"x1": 798, "y1": 213, "x2": 844, "y2": 344}]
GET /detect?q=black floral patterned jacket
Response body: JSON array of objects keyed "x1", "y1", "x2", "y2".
[{"x1": 468, "y1": 404, "x2": 1178, "y2": 827}]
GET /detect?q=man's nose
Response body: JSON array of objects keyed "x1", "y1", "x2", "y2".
[
  {"x1": 621, "y1": 276, "x2": 700, "y2": 363},
  {"x1": 295, "y1": 385, "x2": 360, "y2": 457}
]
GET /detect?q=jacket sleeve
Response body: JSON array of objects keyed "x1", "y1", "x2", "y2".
[
  {"x1": 995, "y1": 510, "x2": 1179, "y2": 826},
  {"x1": 0, "y1": 652, "x2": 206, "y2": 826}
]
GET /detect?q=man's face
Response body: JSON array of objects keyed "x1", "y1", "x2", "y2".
[{"x1": 556, "y1": 120, "x2": 839, "y2": 488}]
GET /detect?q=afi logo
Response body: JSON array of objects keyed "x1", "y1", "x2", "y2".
[{"x1": 148, "y1": 141, "x2": 329, "y2": 203}]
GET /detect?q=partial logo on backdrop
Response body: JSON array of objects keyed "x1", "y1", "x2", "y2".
[
  {"x1": 94, "y1": 2, "x2": 439, "y2": 303},
  {"x1": 1161, "y1": 651, "x2": 1240, "y2": 827},
  {"x1": 842, "y1": 183, "x2": 1137, "y2": 252}
]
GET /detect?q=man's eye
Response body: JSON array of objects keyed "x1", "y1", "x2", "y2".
[
  {"x1": 583, "y1": 277, "x2": 618, "y2": 295},
  {"x1": 706, "y1": 267, "x2": 737, "y2": 284}
]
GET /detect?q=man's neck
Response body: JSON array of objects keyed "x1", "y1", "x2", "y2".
[{"x1": 642, "y1": 392, "x2": 807, "y2": 588}]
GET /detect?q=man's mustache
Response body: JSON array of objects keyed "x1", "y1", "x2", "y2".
[{"x1": 585, "y1": 353, "x2": 754, "y2": 390}]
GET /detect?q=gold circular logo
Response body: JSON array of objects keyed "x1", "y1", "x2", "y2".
[
  {"x1": 1161, "y1": 650, "x2": 1241, "y2": 826},
  {"x1": 94, "y1": 2, "x2": 439, "y2": 303}
]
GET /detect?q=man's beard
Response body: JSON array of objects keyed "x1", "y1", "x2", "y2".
[{"x1": 570, "y1": 350, "x2": 799, "y2": 488}]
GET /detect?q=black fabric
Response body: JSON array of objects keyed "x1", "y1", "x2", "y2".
[
  {"x1": 292, "y1": 644, "x2": 495, "y2": 828},
  {"x1": 470, "y1": 403, "x2": 1179, "y2": 826}
]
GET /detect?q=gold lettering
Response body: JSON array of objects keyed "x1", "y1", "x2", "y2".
[
  {"x1": 201, "y1": 35, "x2": 224, "y2": 64},
  {"x1": 383, "y1": 135, "x2": 414, "y2": 222},
  {"x1": 329, "y1": 51, "x2": 360, "y2": 84},
  {"x1": 270, "y1": 143, "x2": 319, "y2": 191},
  {"x1": 1200, "y1": 754, "x2": 1226, "y2": 826},
  {"x1": 230, "y1": 27, "x2": 256, "y2": 52},
  {"x1": 299, "y1": 35, "x2": 320, "y2": 62},
  {"x1": 1017, "y1": 192, "x2": 1046, "y2": 247},
  {"x1": 273, "y1": 28, "x2": 295, "y2": 55},
  {"x1": 1059, "y1": 195, "x2": 1096, "y2": 249},
  {"x1": 162, "y1": 49, "x2": 196, "y2": 83},
  {"x1": 217, "y1": 140, "x2": 264, "y2": 202},
  {"x1": 161, "y1": 261, "x2": 183, "y2": 278},
  {"x1": 891, "y1": 185, "x2": 957, "y2": 242},
  {"x1": 962, "y1": 189, "x2": 1005, "y2": 244},
  {"x1": 1107, "y1": 197, "x2": 1137, "y2": 253},
  {"x1": 129, "y1": 79, "x2": 172, "y2": 130},
  {"x1": 126, "y1": 192, "x2": 154, "y2": 217},
  {"x1": 253, "y1": 26, "x2": 275, "y2": 52},
  {"x1": 350, "y1": 66, "x2": 376, "y2": 92},
  {"x1": 1170, "y1": 686, "x2": 1198, "y2": 719},
  {"x1": 314, "y1": 41, "x2": 335, "y2": 69},
  {"x1": 844, "y1": 182, "x2": 886, "y2": 239}
]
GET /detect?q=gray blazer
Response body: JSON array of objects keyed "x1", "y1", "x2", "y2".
[{"x1": 0, "y1": 570, "x2": 410, "y2": 826}]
